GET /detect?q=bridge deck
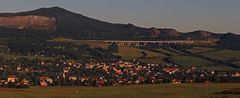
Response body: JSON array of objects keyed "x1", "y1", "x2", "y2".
[{"x1": 105, "y1": 40, "x2": 195, "y2": 46}]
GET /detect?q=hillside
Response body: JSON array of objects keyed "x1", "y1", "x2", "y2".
[
  {"x1": 0, "y1": 6, "x2": 239, "y2": 49},
  {"x1": 0, "y1": 7, "x2": 147, "y2": 40}
]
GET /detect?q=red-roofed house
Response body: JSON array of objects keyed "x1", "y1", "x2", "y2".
[
  {"x1": 39, "y1": 76, "x2": 53, "y2": 86},
  {"x1": 7, "y1": 75, "x2": 18, "y2": 83},
  {"x1": 163, "y1": 68, "x2": 179, "y2": 74}
]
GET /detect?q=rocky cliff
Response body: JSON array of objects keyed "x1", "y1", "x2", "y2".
[{"x1": 0, "y1": 15, "x2": 56, "y2": 30}]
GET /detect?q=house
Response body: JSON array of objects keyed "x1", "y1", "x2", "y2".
[
  {"x1": 203, "y1": 80, "x2": 211, "y2": 84},
  {"x1": 135, "y1": 80, "x2": 141, "y2": 84},
  {"x1": 24, "y1": 68, "x2": 30, "y2": 72},
  {"x1": 0, "y1": 80, "x2": 7, "y2": 85},
  {"x1": 97, "y1": 79, "x2": 105, "y2": 87},
  {"x1": 39, "y1": 76, "x2": 53, "y2": 86},
  {"x1": 171, "y1": 79, "x2": 181, "y2": 84},
  {"x1": 7, "y1": 75, "x2": 18, "y2": 83},
  {"x1": 40, "y1": 81, "x2": 48, "y2": 86},
  {"x1": 63, "y1": 67, "x2": 71, "y2": 73},
  {"x1": 185, "y1": 79, "x2": 193, "y2": 83},
  {"x1": 69, "y1": 76, "x2": 78, "y2": 81},
  {"x1": 20, "y1": 79, "x2": 29, "y2": 85},
  {"x1": 232, "y1": 72, "x2": 240, "y2": 77},
  {"x1": 80, "y1": 76, "x2": 89, "y2": 82},
  {"x1": 163, "y1": 68, "x2": 179, "y2": 74},
  {"x1": 18, "y1": 79, "x2": 30, "y2": 87},
  {"x1": 16, "y1": 66, "x2": 21, "y2": 71},
  {"x1": 92, "y1": 76, "x2": 99, "y2": 81}
]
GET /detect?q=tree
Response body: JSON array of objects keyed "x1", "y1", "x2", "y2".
[
  {"x1": 108, "y1": 42, "x2": 119, "y2": 53},
  {"x1": 140, "y1": 51, "x2": 147, "y2": 58}
]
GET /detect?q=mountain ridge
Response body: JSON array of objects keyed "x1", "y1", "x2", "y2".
[
  {"x1": 0, "y1": 7, "x2": 236, "y2": 35},
  {"x1": 0, "y1": 6, "x2": 238, "y2": 34},
  {"x1": 0, "y1": 6, "x2": 239, "y2": 49}
]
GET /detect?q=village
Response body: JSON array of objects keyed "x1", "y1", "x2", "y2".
[{"x1": 0, "y1": 58, "x2": 239, "y2": 88}]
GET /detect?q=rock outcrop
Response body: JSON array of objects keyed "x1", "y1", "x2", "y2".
[
  {"x1": 148, "y1": 27, "x2": 181, "y2": 37},
  {"x1": 148, "y1": 27, "x2": 161, "y2": 37},
  {"x1": 159, "y1": 28, "x2": 181, "y2": 37},
  {"x1": 0, "y1": 15, "x2": 56, "y2": 30}
]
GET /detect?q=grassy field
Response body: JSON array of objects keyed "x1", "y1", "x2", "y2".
[
  {"x1": 75, "y1": 40, "x2": 109, "y2": 49},
  {"x1": 172, "y1": 57, "x2": 239, "y2": 71},
  {"x1": 49, "y1": 38, "x2": 109, "y2": 49},
  {"x1": 200, "y1": 65, "x2": 240, "y2": 71},
  {"x1": 41, "y1": 38, "x2": 240, "y2": 69},
  {"x1": 0, "y1": 52, "x2": 54, "y2": 60},
  {"x1": 48, "y1": 37, "x2": 76, "y2": 42},
  {"x1": 115, "y1": 47, "x2": 165, "y2": 60},
  {"x1": 186, "y1": 47, "x2": 215, "y2": 54},
  {"x1": 154, "y1": 48, "x2": 178, "y2": 56},
  {"x1": 171, "y1": 55, "x2": 214, "y2": 67},
  {"x1": 0, "y1": 84, "x2": 239, "y2": 98},
  {"x1": 202, "y1": 50, "x2": 240, "y2": 61},
  {"x1": 138, "y1": 58, "x2": 167, "y2": 64},
  {"x1": 168, "y1": 47, "x2": 186, "y2": 55}
]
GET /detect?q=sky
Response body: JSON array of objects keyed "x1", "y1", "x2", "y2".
[{"x1": 0, "y1": 0, "x2": 239, "y2": 34}]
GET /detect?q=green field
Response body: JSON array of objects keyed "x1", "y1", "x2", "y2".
[
  {"x1": 115, "y1": 47, "x2": 165, "y2": 60},
  {"x1": 202, "y1": 50, "x2": 240, "y2": 61},
  {"x1": 200, "y1": 65, "x2": 240, "y2": 71},
  {"x1": 138, "y1": 58, "x2": 167, "y2": 64},
  {"x1": 49, "y1": 38, "x2": 109, "y2": 49},
  {"x1": 168, "y1": 47, "x2": 186, "y2": 54},
  {"x1": 0, "y1": 84, "x2": 239, "y2": 98},
  {"x1": 186, "y1": 47, "x2": 215, "y2": 54},
  {"x1": 0, "y1": 52, "x2": 54, "y2": 60},
  {"x1": 170, "y1": 55, "x2": 239, "y2": 70},
  {"x1": 171, "y1": 55, "x2": 214, "y2": 67},
  {"x1": 19, "y1": 38, "x2": 240, "y2": 70},
  {"x1": 154, "y1": 48, "x2": 178, "y2": 55}
]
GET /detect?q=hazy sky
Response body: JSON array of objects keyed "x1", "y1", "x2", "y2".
[{"x1": 0, "y1": 0, "x2": 239, "y2": 34}]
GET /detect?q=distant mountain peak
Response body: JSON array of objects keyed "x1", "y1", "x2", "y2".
[
  {"x1": 36, "y1": 6, "x2": 70, "y2": 12},
  {"x1": 48, "y1": 6, "x2": 64, "y2": 9},
  {"x1": 0, "y1": 6, "x2": 79, "y2": 18},
  {"x1": 25, "y1": 6, "x2": 76, "y2": 16},
  {"x1": 0, "y1": 6, "x2": 239, "y2": 45}
]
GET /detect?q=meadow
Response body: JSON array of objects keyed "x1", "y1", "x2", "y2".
[
  {"x1": 171, "y1": 55, "x2": 214, "y2": 67},
  {"x1": 202, "y1": 50, "x2": 240, "y2": 61},
  {"x1": 0, "y1": 52, "x2": 54, "y2": 60},
  {"x1": 115, "y1": 47, "x2": 164, "y2": 60},
  {"x1": 186, "y1": 47, "x2": 215, "y2": 54},
  {"x1": 20, "y1": 38, "x2": 240, "y2": 70},
  {"x1": 0, "y1": 84, "x2": 239, "y2": 98}
]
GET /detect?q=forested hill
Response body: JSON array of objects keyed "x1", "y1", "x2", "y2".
[{"x1": 0, "y1": 6, "x2": 240, "y2": 49}]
